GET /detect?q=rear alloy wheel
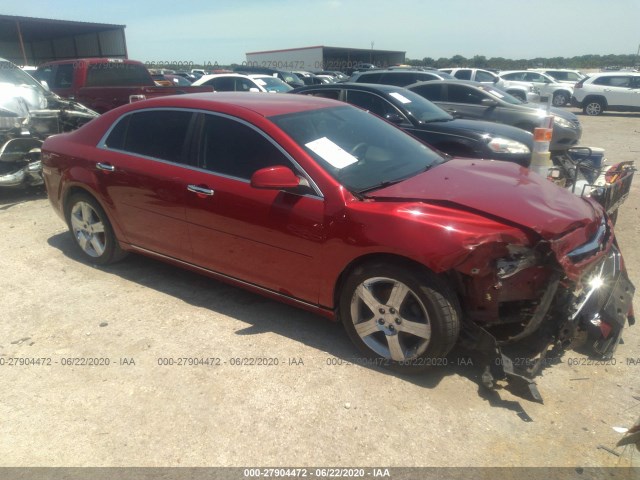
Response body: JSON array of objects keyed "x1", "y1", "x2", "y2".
[
  {"x1": 584, "y1": 100, "x2": 604, "y2": 116},
  {"x1": 340, "y1": 262, "x2": 460, "y2": 371},
  {"x1": 66, "y1": 193, "x2": 126, "y2": 265},
  {"x1": 552, "y1": 91, "x2": 569, "y2": 106}
]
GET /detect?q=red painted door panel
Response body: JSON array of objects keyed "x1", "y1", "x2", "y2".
[{"x1": 185, "y1": 171, "x2": 325, "y2": 304}]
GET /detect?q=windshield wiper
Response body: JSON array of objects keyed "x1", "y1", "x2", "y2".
[{"x1": 357, "y1": 164, "x2": 437, "y2": 195}]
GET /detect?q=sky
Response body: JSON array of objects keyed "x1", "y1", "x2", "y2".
[{"x1": 3, "y1": 0, "x2": 640, "y2": 64}]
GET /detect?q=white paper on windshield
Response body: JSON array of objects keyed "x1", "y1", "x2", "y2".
[
  {"x1": 305, "y1": 137, "x2": 358, "y2": 169},
  {"x1": 254, "y1": 79, "x2": 267, "y2": 86},
  {"x1": 389, "y1": 92, "x2": 412, "y2": 104}
]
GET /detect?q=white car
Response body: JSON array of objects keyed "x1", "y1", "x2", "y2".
[
  {"x1": 499, "y1": 70, "x2": 573, "y2": 106},
  {"x1": 439, "y1": 67, "x2": 540, "y2": 103},
  {"x1": 192, "y1": 73, "x2": 266, "y2": 92},
  {"x1": 248, "y1": 74, "x2": 292, "y2": 93},
  {"x1": 529, "y1": 68, "x2": 586, "y2": 85},
  {"x1": 571, "y1": 72, "x2": 640, "y2": 115}
]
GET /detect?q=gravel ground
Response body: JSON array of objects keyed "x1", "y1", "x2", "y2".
[{"x1": 0, "y1": 109, "x2": 638, "y2": 469}]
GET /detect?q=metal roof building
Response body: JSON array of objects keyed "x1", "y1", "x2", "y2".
[
  {"x1": 245, "y1": 45, "x2": 405, "y2": 72},
  {"x1": 0, "y1": 14, "x2": 127, "y2": 66}
]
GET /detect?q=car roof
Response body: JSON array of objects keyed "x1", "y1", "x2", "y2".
[
  {"x1": 115, "y1": 92, "x2": 342, "y2": 117},
  {"x1": 294, "y1": 82, "x2": 406, "y2": 93},
  {"x1": 589, "y1": 71, "x2": 640, "y2": 77},
  {"x1": 407, "y1": 79, "x2": 486, "y2": 88}
]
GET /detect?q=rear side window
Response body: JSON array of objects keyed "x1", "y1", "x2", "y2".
[
  {"x1": 410, "y1": 83, "x2": 445, "y2": 101},
  {"x1": 104, "y1": 110, "x2": 194, "y2": 163},
  {"x1": 353, "y1": 72, "x2": 383, "y2": 83},
  {"x1": 593, "y1": 76, "x2": 631, "y2": 87},
  {"x1": 302, "y1": 89, "x2": 341, "y2": 100},
  {"x1": 86, "y1": 63, "x2": 151, "y2": 87},
  {"x1": 379, "y1": 72, "x2": 417, "y2": 86}
]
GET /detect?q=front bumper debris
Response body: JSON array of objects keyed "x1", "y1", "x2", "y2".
[{"x1": 460, "y1": 244, "x2": 634, "y2": 402}]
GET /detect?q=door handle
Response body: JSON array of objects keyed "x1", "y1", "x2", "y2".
[
  {"x1": 96, "y1": 162, "x2": 115, "y2": 172},
  {"x1": 187, "y1": 185, "x2": 215, "y2": 196}
]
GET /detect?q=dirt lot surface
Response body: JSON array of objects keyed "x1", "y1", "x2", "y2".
[{"x1": 1, "y1": 109, "x2": 639, "y2": 469}]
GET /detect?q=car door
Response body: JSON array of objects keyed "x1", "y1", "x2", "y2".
[
  {"x1": 182, "y1": 112, "x2": 326, "y2": 304},
  {"x1": 96, "y1": 109, "x2": 196, "y2": 259},
  {"x1": 438, "y1": 83, "x2": 493, "y2": 120},
  {"x1": 594, "y1": 75, "x2": 634, "y2": 107},
  {"x1": 630, "y1": 76, "x2": 640, "y2": 108}
]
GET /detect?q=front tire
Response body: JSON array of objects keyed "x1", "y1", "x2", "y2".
[
  {"x1": 65, "y1": 192, "x2": 126, "y2": 265},
  {"x1": 584, "y1": 99, "x2": 604, "y2": 116},
  {"x1": 552, "y1": 91, "x2": 569, "y2": 106},
  {"x1": 339, "y1": 262, "x2": 460, "y2": 371}
]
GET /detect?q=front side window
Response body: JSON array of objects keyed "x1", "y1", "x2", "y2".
[
  {"x1": 199, "y1": 114, "x2": 293, "y2": 180},
  {"x1": 447, "y1": 84, "x2": 485, "y2": 104},
  {"x1": 453, "y1": 69, "x2": 472, "y2": 80},
  {"x1": 475, "y1": 70, "x2": 496, "y2": 83},
  {"x1": 104, "y1": 110, "x2": 193, "y2": 163},
  {"x1": 208, "y1": 77, "x2": 235, "y2": 91},
  {"x1": 54, "y1": 64, "x2": 74, "y2": 88},
  {"x1": 346, "y1": 91, "x2": 400, "y2": 118}
]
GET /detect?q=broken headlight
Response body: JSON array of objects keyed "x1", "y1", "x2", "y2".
[{"x1": 496, "y1": 245, "x2": 539, "y2": 279}]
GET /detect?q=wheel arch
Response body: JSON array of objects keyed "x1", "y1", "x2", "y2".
[
  {"x1": 583, "y1": 94, "x2": 608, "y2": 108},
  {"x1": 332, "y1": 252, "x2": 458, "y2": 315},
  {"x1": 62, "y1": 185, "x2": 128, "y2": 244}
]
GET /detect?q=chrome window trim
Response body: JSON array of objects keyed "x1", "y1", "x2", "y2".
[{"x1": 96, "y1": 107, "x2": 324, "y2": 200}]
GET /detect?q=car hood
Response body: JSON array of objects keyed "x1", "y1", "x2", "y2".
[
  {"x1": 367, "y1": 159, "x2": 600, "y2": 240},
  {"x1": 435, "y1": 118, "x2": 534, "y2": 146},
  {"x1": 519, "y1": 104, "x2": 578, "y2": 122}
]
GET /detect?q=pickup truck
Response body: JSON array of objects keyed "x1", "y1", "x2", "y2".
[{"x1": 35, "y1": 58, "x2": 214, "y2": 113}]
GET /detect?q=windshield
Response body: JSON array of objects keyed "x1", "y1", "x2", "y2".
[
  {"x1": 254, "y1": 76, "x2": 292, "y2": 92},
  {"x1": 387, "y1": 89, "x2": 453, "y2": 123},
  {"x1": 0, "y1": 60, "x2": 48, "y2": 112},
  {"x1": 270, "y1": 105, "x2": 446, "y2": 193},
  {"x1": 478, "y1": 84, "x2": 523, "y2": 105}
]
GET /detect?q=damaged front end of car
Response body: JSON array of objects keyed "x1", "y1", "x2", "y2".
[
  {"x1": 453, "y1": 212, "x2": 635, "y2": 401},
  {"x1": 0, "y1": 58, "x2": 99, "y2": 189}
]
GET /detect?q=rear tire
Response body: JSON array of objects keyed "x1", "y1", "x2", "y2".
[
  {"x1": 583, "y1": 99, "x2": 604, "y2": 116},
  {"x1": 65, "y1": 192, "x2": 126, "y2": 265},
  {"x1": 339, "y1": 261, "x2": 460, "y2": 372}
]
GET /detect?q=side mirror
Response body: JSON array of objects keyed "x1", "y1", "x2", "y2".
[
  {"x1": 251, "y1": 166, "x2": 301, "y2": 189},
  {"x1": 40, "y1": 80, "x2": 50, "y2": 91},
  {"x1": 492, "y1": 77, "x2": 499, "y2": 84},
  {"x1": 384, "y1": 113, "x2": 405, "y2": 124},
  {"x1": 249, "y1": 87, "x2": 260, "y2": 93},
  {"x1": 481, "y1": 98, "x2": 498, "y2": 107}
]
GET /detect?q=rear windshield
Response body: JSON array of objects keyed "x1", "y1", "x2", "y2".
[{"x1": 85, "y1": 63, "x2": 152, "y2": 87}]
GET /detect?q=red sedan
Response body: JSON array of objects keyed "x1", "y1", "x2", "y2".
[{"x1": 42, "y1": 93, "x2": 634, "y2": 395}]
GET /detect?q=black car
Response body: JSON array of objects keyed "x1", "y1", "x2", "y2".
[
  {"x1": 349, "y1": 69, "x2": 455, "y2": 86},
  {"x1": 406, "y1": 80, "x2": 582, "y2": 152},
  {"x1": 234, "y1": 66, "x2": 305, "y2": 88},
  {"x1": 290, "y1": 83, "x2": 533, "y2": 166}
]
